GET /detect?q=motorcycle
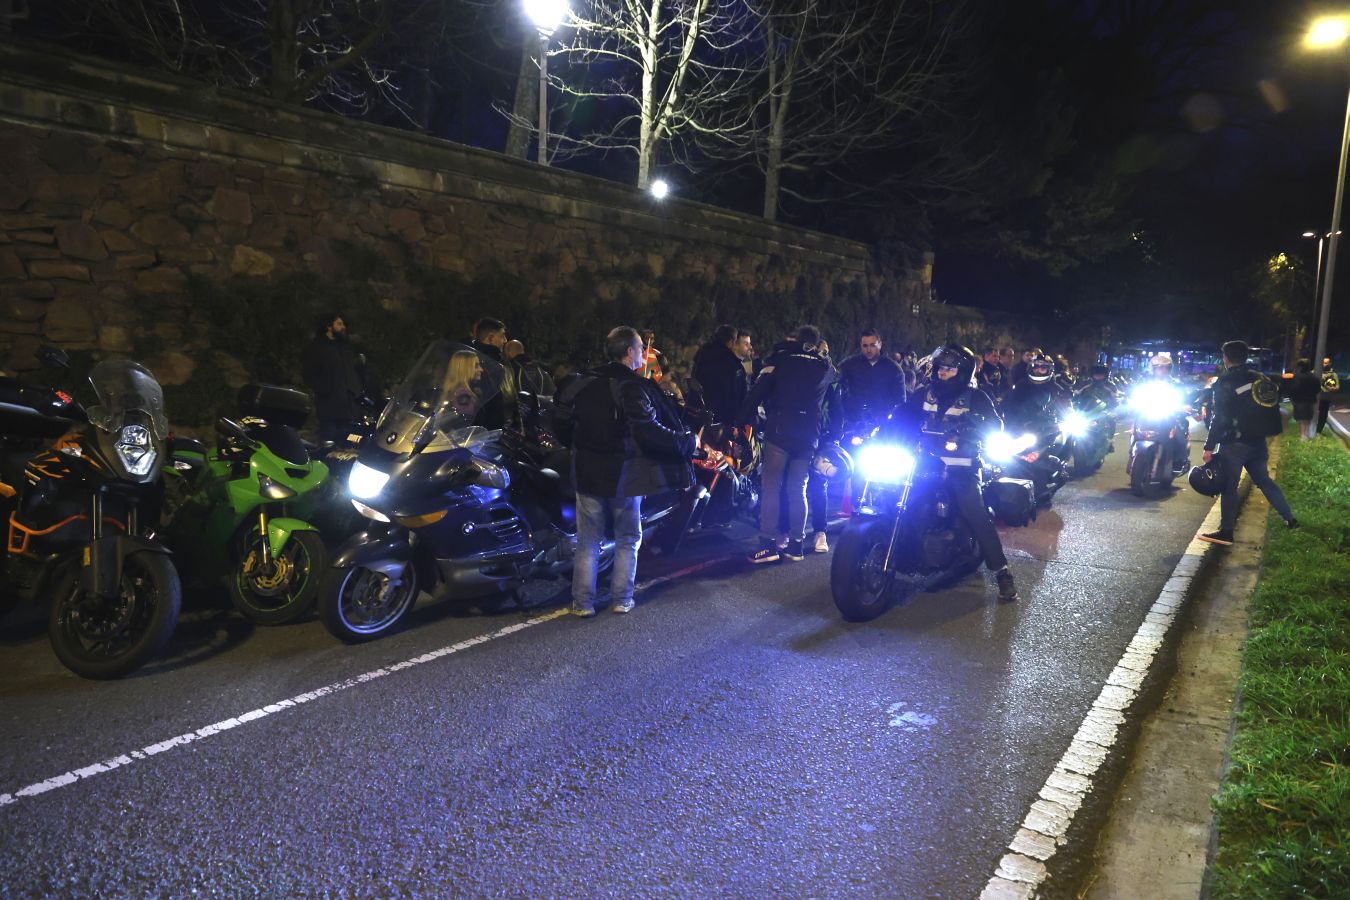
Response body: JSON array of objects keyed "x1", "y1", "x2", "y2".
[
  {"x1": 1063, "y1": 391, "x2": 1114, "y2": 476},
  {"x1": 1, "y1": 359, "x2": 180, "y2": 679},
  {"x1": 987, "y1": 410, "x2": 1068, "y2": 507},
  {"x1": 319, "y1": 341, "x2": 706, "y2": 642},
  {"x1": 1125, "y1": 381, "x2": 1190, "y2": 497},
  {"x1": 163, "y1": 384, "x2": 329, "y2": 625},
  {"x1": 830, "y1": 427, "x2": 987, "y2": 622}
]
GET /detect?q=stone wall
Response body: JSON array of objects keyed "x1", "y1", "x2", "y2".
[{"x1": 0, "y1": 40, "x2": 1051, "y2": 424}]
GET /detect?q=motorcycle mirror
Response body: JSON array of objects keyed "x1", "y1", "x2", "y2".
[
  {"x1": 448, "y1": 462, "x2": 482, "y2": 487},
  {"x1": 216, "y1": 416, "x2": 257, "y2": 447},
  {"x1": 36, "y1": 345, "x2": 70, "y2": 369}
]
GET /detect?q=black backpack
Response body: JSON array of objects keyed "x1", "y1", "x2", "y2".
[{"x1": 1232, "y1": 370, "x2": 1283, "y2": 439}]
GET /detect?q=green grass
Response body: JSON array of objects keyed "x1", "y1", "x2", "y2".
[{"x1": 1210, "y1": 427, "x2": 1350, "y2": 898}]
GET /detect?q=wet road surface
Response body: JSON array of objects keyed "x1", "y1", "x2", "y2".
[{"x1": 0, "y1": 429, "x2": 1215, "y2": 896}]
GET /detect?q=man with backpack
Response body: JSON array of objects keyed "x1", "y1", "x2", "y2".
[
  {"x1": 553, "y1": 326, "x2": 697, "y2": 616},
  {"x1": 1198, "y1": 341, "x2": 1297, "y2": 546}
]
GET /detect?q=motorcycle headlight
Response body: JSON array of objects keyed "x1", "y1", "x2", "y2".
[
  {"x1": 1129, "y1": 383, "x2": 1182, "y2": 416},
  {"x1": 348, "y1": 460, "x2": 390, "y2": 500},
  {"x1": 986, "y1": 431, "x2": 1037, "y2": 463},
  {"x1": 1062, "y1": 410, "x2": 1090, "y2": 438},
  {"x1": 857, "y1": 443, "x2": 916, "y2": 484},
  {"x1": 115, "y1": 425, "x2": 157, "y2": 476},
  {"x1": 259, "y1": 474, "x2": 297, "y2": 501},
  {"x1": 351, "y1": 498, "x2": 390, "y2": 523}
]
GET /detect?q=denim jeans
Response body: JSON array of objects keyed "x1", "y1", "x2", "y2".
[
  {"x1": 760, "y1": 440, "x2": 811, "y2": 543},
  {"x1": 1219, "y1": 440, "x2": 1293, "y2": 531},
  {"x1": 572, "y1": 493, "x2": 643, "y2": 607}
]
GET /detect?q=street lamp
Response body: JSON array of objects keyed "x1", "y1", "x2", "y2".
[
  {"x1": 649, "y1": 178, "x2": 670, "y2": 200},
  {"x1": 1304, "y1": 15, "x2": 1350, "y2": 381},
  {"x1": 524, "y1": 0, "x2": 568, "y2": 166}
]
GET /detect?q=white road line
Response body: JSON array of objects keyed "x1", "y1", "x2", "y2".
[
  {"x1": 980, "y1": 488, "x2": 1229, "y2": 899},
  {"x1": 0, "y1": 554, "x2": 746, "y2": 811}
]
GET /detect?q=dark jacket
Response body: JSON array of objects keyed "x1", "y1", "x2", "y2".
[
  {"x1": 1284, "y1": 373, "x2": 1320, "y2": 419},
  {"x1": 690, "y1": 342, "x2": 748, "y2": 425},
  {"x1": 977, "y1": 360, "x2": 1009, "y2": 398},
  {"x1": 739, "y1": 343, "x2": 841, "y2": 457},
  {"x1": 894, "y1": 380, "x2": 1002, "y2": 466},
  {"x1": 1206, "y1": 364, "x2": 1281, "y2": 450},
  {"x1": 838, "y1": 353, "x2": 908, "y2": 429},
  {"x1": 555, "y1": 362, "x2": 695, "y2": 498},
  {"x1": 470, "y1": 340, "x2": 519, "y2": 430},
  {"x1": 301, "y1": 335, "x2": 365, "y2": 422},
  {"x1": 1001, "y1": 381, "x2": 1063, "y2": 433}
]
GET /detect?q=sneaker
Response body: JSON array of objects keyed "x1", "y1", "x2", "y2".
[
  {"x1": 813, "y1": 531, "x2": 830, "y2": 553},
  {"x1": 748, "y1": 543, "x2": 781, "y2": 565},
  {"x1": 568, "y1": 601, "x2": 596, "y2": 617},
  {"x1": 783, "y1": 539, "x2": 805, "y2": 562},
  {"x1": 612, "y1": 598, "x2": 635, "y2": 614},
  {"x1": 1286, "y1": 518, "x2": 1300, "y2": 530},
  {"x1": 1198, "y1": 529, "x2": 1234, "y2": 546},
  {"x1": 996, "y1": 568, "x2": 1020, "y2": 602}
]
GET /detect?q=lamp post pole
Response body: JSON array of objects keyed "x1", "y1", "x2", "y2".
[
  {"x1": 537, "y1": 30, "x2": 550, "y2": 165},
  {"x1": 1314, "y1": 88, "x2": 1350, "y2": 379}
]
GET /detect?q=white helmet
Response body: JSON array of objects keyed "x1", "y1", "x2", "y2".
[{"x1": 1150, "y1": 352, "x2": 1173, "y2": 370}]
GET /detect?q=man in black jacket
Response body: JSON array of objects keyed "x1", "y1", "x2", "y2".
[
  {"x1": 302, "y1": 312, "x2": 366, "y2": 442},
  {"x1": 740, "y1": 325, "x2": 841, "y2": 563},
  {"x1": 468, "y1": 317, "x2": 519, "y2": 430},
  {"x1": 555, "y1": 326, "x2": 696, "y2": 616},
  {"x1": 691, "y1": 324, "x2": 750, "y2": 425},
  {"x1": 838, "y1": 329, "x2": 907, "y2": 432},
  {"x1": 1199, "y1": 341, "x2": 1297, "y2": 546}
]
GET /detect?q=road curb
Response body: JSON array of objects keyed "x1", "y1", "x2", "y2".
[{"x1": 981, "y1": 467, "x2": 1258, "y2": 899}]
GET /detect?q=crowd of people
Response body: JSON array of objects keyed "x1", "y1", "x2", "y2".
[{"x1": 301, "y1": 311, "x2": 1329, "y2": 616}]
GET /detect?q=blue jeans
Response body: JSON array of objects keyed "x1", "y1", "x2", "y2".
[
  {"x1": 760, "y1": 440, "x2": 810, "y2": 543},
  {"x1": 572, "y1": 493, "x2": 643, "y2": 607},
  {"x1": 1219, "y1": 440, "x2": 1293, "y2": 531}
]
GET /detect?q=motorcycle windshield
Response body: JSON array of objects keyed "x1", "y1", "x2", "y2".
[
  {"x1": 85, "y1": 360, "x2": 169, "y2": 439},
  {"x1": 376, "y1": 341, "x2": 504, "y2": 455}
]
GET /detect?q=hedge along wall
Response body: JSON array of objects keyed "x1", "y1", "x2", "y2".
[{"x1": 0, "y1": 40, "x2": 1024, "y2": 427}]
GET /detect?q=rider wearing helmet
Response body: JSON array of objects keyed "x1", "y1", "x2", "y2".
[
  {"x1": 1001, "y1": 351, "x2": 1067, "y2": 434},
  {"x1": 898, "y1": 344, "x2": 1020, "y2": 602},
  {"x1": 1142, "y1": 352, "x2": 1191, "y2": 474}
]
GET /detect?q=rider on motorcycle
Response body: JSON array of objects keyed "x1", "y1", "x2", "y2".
[
  {"x1": 1138, "y1": 352, "x2": 1191, "y2": 473},
  {"x1": 1001, "y1": 352, "x2": 1067, "y2": 439},
  {"x1": 896, "y1": 344, "x2": 1020, "y2": 602}
]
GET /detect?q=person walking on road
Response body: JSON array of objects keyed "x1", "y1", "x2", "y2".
[
  {"x1": 1199, "y1": 341, "x2": 1297, "y2": 546},
  {"x1": 302, "y1": 312, "x2": 366, "y2": 443},
  {"x1": 740, "y1": 325, "x2": 841, "y2": 564},
  {"x1": 554, "y1": 326, "x2": 696, "y2": 616}
]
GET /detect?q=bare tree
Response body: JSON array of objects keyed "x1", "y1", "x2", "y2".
[{"x1": 693, "y1": 0, "x2": 975, "y2": 221}]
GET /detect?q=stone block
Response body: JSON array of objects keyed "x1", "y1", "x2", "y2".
[
  {"x1": 54, "y1": 221, "x2": 108, "y2": 261},
  {"x1": 100, "y1": 154, "x2": 138, "y2": 178},
  {"x1": 425, "y1": 214, "x2": 447, "y2": 234},
  {"x1": 135, "y1": 266, "x2": 188, "y2": 294},
  {"x1": 27, "y1": 261, "x2": 91, "y2": 281},
  {"x1": 230, "y1": 245, "x2": 276, "y2": 276},
  {"x1": 14, "y1": 243, "x2": 58, "y2": 260},
  {"x1": 1, "y1": 295, "x2": 47, "y2": 322},
  {"x1": 0, "y1": 247, "x2": 25, "y2": 279},
  {"x1": 120, "y1": 170, "x2": 177, "y2": 209},
  {"x1": 43, "y1": 295, "x2": 98, "y2": 343},
  {"x1": 100, "y1": 229, "x2": 138, "y2": 252},
  {"x1": 189, "y1": 160, "x2": 231, "y2": 186},
  {"x1": 98, "y1": 325, "x2": 134, "y2": 353},
  {"x1": 249, "y1": 215, "x2": 288, "y2": 248},
  {"x1": 234, "y1": 163, "x2": 266, "y2": 181},
  {"x1": 115, "y1": 253, "x2": 158, "y2": 270},
  {"x1": 263, "y1": 179, "x2": 305, "y2": 211},
  {"x1": 94, "y1": 202, "x2": 133, "y2": 229},
  {"x1": 38, "y1": 133, "x2": 98, "y2": 175},
  {"x1": 32, "y1": 174, "x2": 101, "y2": 206},
  {"x1": 0, "y1": 213, "x2": 57, "y2": 230},
  {"x1": 12, "y1": 230, "x2": 54, "y2": 245},
  {"x1": 206, "y1": 186, "x2": 253, "y2": 224},
  {"x1": 131, "y1": 214, "x2": 190, "y2": 247},
  {"x1": 150, "y1": 349, "x2": 195, "y2": 386},
  {"x1": 159, "y1": 247, "x2": 214, "y2": 265}
]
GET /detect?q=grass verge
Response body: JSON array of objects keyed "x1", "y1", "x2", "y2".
[{"x1": 1210, "y1": 427, "x2": 1350, "y2": 897}]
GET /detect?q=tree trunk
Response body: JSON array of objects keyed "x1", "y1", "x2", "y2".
[
  {"x1": 504, "y1": 38, "x2": 538, "y2": 158},
  {"x1": 267, "y1": 0, "x2": 301, "y2": 102},
  {"x1": 637, "y1": 0, "x2": 662, "y2": 188}
]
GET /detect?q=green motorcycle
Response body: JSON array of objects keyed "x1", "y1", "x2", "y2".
[{"x1": 165, "y1": 384, "x2": 329, "y2": 625}]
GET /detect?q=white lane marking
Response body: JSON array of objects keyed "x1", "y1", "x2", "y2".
[
  {"x1": 0, "y1": 553, "x2": 746, "y2": 811},
  {"x1": 980, "y1": 484, "x2": 1231, "y2": 899}
]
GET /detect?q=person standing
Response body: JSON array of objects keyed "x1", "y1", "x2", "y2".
[
  {"x1": 554, "y1": 327, "x2": 696, "y2": 616},
  {"x1": 302, "y1": 312, "x2": 365, "y2": 442},
  {"x1": 691, "y1": 324, "x2": 750, "y2": 425},
  {"x1": 468, "y1": 317, "x2": 518, "y2": 429},
  {"x1": 1199, "y1": 341, "x2": 1297, "y2": 546},
  {"x1": 977, "y1": 345, "x2": 1008, "y2": 401},
  {"x1": 1316, "y1": 356, "x2": 1340, "y2": 435},
  {"x1": 740, "y1": 325, "x2": 840, "y2": 563},
  {"x1": 838, "y1": 329, "x2": 908, "y2": 433},
  {"x1": 1285, "y1": 359, "x2": 1320, "y2": 441}
]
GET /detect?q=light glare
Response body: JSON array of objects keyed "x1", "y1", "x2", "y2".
[
  {"x1": 1306, "y1": 17, "x2": 1350, "y2": 49},
  {"x1": 649, "y1": 178, "x2": 670, "y2": 200},
  {"x1": 524, "y1": 0, "x2": 568, "y2": 34}
]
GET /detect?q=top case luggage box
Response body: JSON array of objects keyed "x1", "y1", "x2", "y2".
[
  {"x1": 986, "y1": 476, "x2": 1036, "y2": 527},
  {"x1": 237, "y1": 383, "x2": 311, "y2": 429}
]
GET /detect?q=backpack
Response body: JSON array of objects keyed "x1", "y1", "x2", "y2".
[{"x1": 1232, "y1": 371, "x2": 1283, "y2": 439}]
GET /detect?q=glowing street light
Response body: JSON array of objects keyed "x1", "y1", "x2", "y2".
[
  {"x1": 649, "y1": 178, "x2": 670, "y2": 200},
  {"x1": 1303, "y1": 15, "x2": 1350, "y2": 382},
  {"x1": 524, "y1": 0, "x2": 568, "y2": 166}
]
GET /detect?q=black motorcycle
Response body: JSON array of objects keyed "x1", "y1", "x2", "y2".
[
  {"x1": 1, "y1": 359, "x2": 180, "y2": 679},
  {"x1": 1125, "y1": 380, "x2": 1191, "y2": 497},
  {"x1": 990, "y1": 409, "x2": 1069, "y2": 507},
  {"x1": 318, "y1": 342, "x2": 704, "y2": 642},
  {"x1": 830, "y1": 429, "x2": 987, "y2": 622}
]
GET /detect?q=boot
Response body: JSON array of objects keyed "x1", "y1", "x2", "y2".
[{"x1": 996, "y1": 567, "x2": 1020, "y2": 602}]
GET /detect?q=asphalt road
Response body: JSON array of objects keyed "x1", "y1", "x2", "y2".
[{"x1": 0, "y1": 428, "x2": 1217, "y2": 897}]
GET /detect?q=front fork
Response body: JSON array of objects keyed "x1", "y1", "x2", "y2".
[
  {"x1": 257, "y1": 508, "x2": 271, "y2": 566},
  {"x1": 880, "y1": 480, "x2": 913, "y2": 571}
]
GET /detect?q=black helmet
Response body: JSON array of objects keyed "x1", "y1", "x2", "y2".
[
  {"x1": 1027, "y1": 353, "x2": 1055, "y2": 384},
  {"x1": 1090, "y1": 363, "x2": 1109, "y2": 378},
  {"x1": 931, "y1": 344, "x2": 978, "y2": 388},
  {"x1": 812, "y1": 441, "x2": 854, "y2": 485},
  {"x1": 1188, "y1": 457, "x2": 1223, "y2": 497}
]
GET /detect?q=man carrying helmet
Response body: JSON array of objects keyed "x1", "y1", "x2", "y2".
[{"x1": 897, "y1": 345, "x2": 1020, "y2": 602}]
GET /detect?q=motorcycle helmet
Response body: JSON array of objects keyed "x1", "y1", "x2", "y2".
[
  {"x1": 1026, "y1": 353, "x2": 1055, "y2": 384},
  {"x1": 930, "y1": 344, "x2": 978, "y2": 388},
  {"x1": 1090, "y1": 363, "x2": 1110, "y2": 379},
  {"x1": 1150, "y1": 352, "x2": 1173, "y2": 376},
  {"x1": 812, "y1": 441, "x2": 854, "y2": 485},
  {"x1": 1188, "y1": 457, "x2": 1223, "y2": 497}
]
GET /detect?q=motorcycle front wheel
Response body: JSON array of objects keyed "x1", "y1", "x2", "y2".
[
  {"x1": 830, "y1": 518, "x2": 897, "y2": 622},
  {"x1": 318, "y1": 561, "x2": 418, "y2": 642},
  {"x1": 1129, "y1": 446, "x2": 1154, "y2": 497},
  {"x1": 48, "y1": 551, "x2": 181, "y2": 679},
  {"x1": 229, "y1": 530, "x2": 327, "y2": 626}
]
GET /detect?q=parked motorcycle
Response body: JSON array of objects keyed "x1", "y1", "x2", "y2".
[
  {"x1": 319, "y1": 341, "x2": 705, "y2": 642},
  {"x1": 1, "y1": 359, "x2": 180, "y2": 679},
  {"x1": 163, "y1": 384, "x2": 329, "y2": 625},
  {"x1": 1125, "y1": 381, "x2": 1190, "y2": 497}
]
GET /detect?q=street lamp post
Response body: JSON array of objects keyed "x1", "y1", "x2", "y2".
[
  {"x1": 1304, "y1": 15, "x2": 1350, "y2": 380},
  {"x1": 524, "y1": 0, "x2": 568, "y2": 166}
]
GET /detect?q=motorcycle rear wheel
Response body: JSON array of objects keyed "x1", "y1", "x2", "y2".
[
  {"x1": 830, "y1": 519, "x2": 896, "y2": 622},
  {"x1": 48, "y1": 551, "x2": 181, "y2": 679},
  {"x1": 229, "y1": 530, "x2": 327, "y2": 626},
  {"x1": 319, "y1": 562, "x2": 418, "y2": 642}
]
